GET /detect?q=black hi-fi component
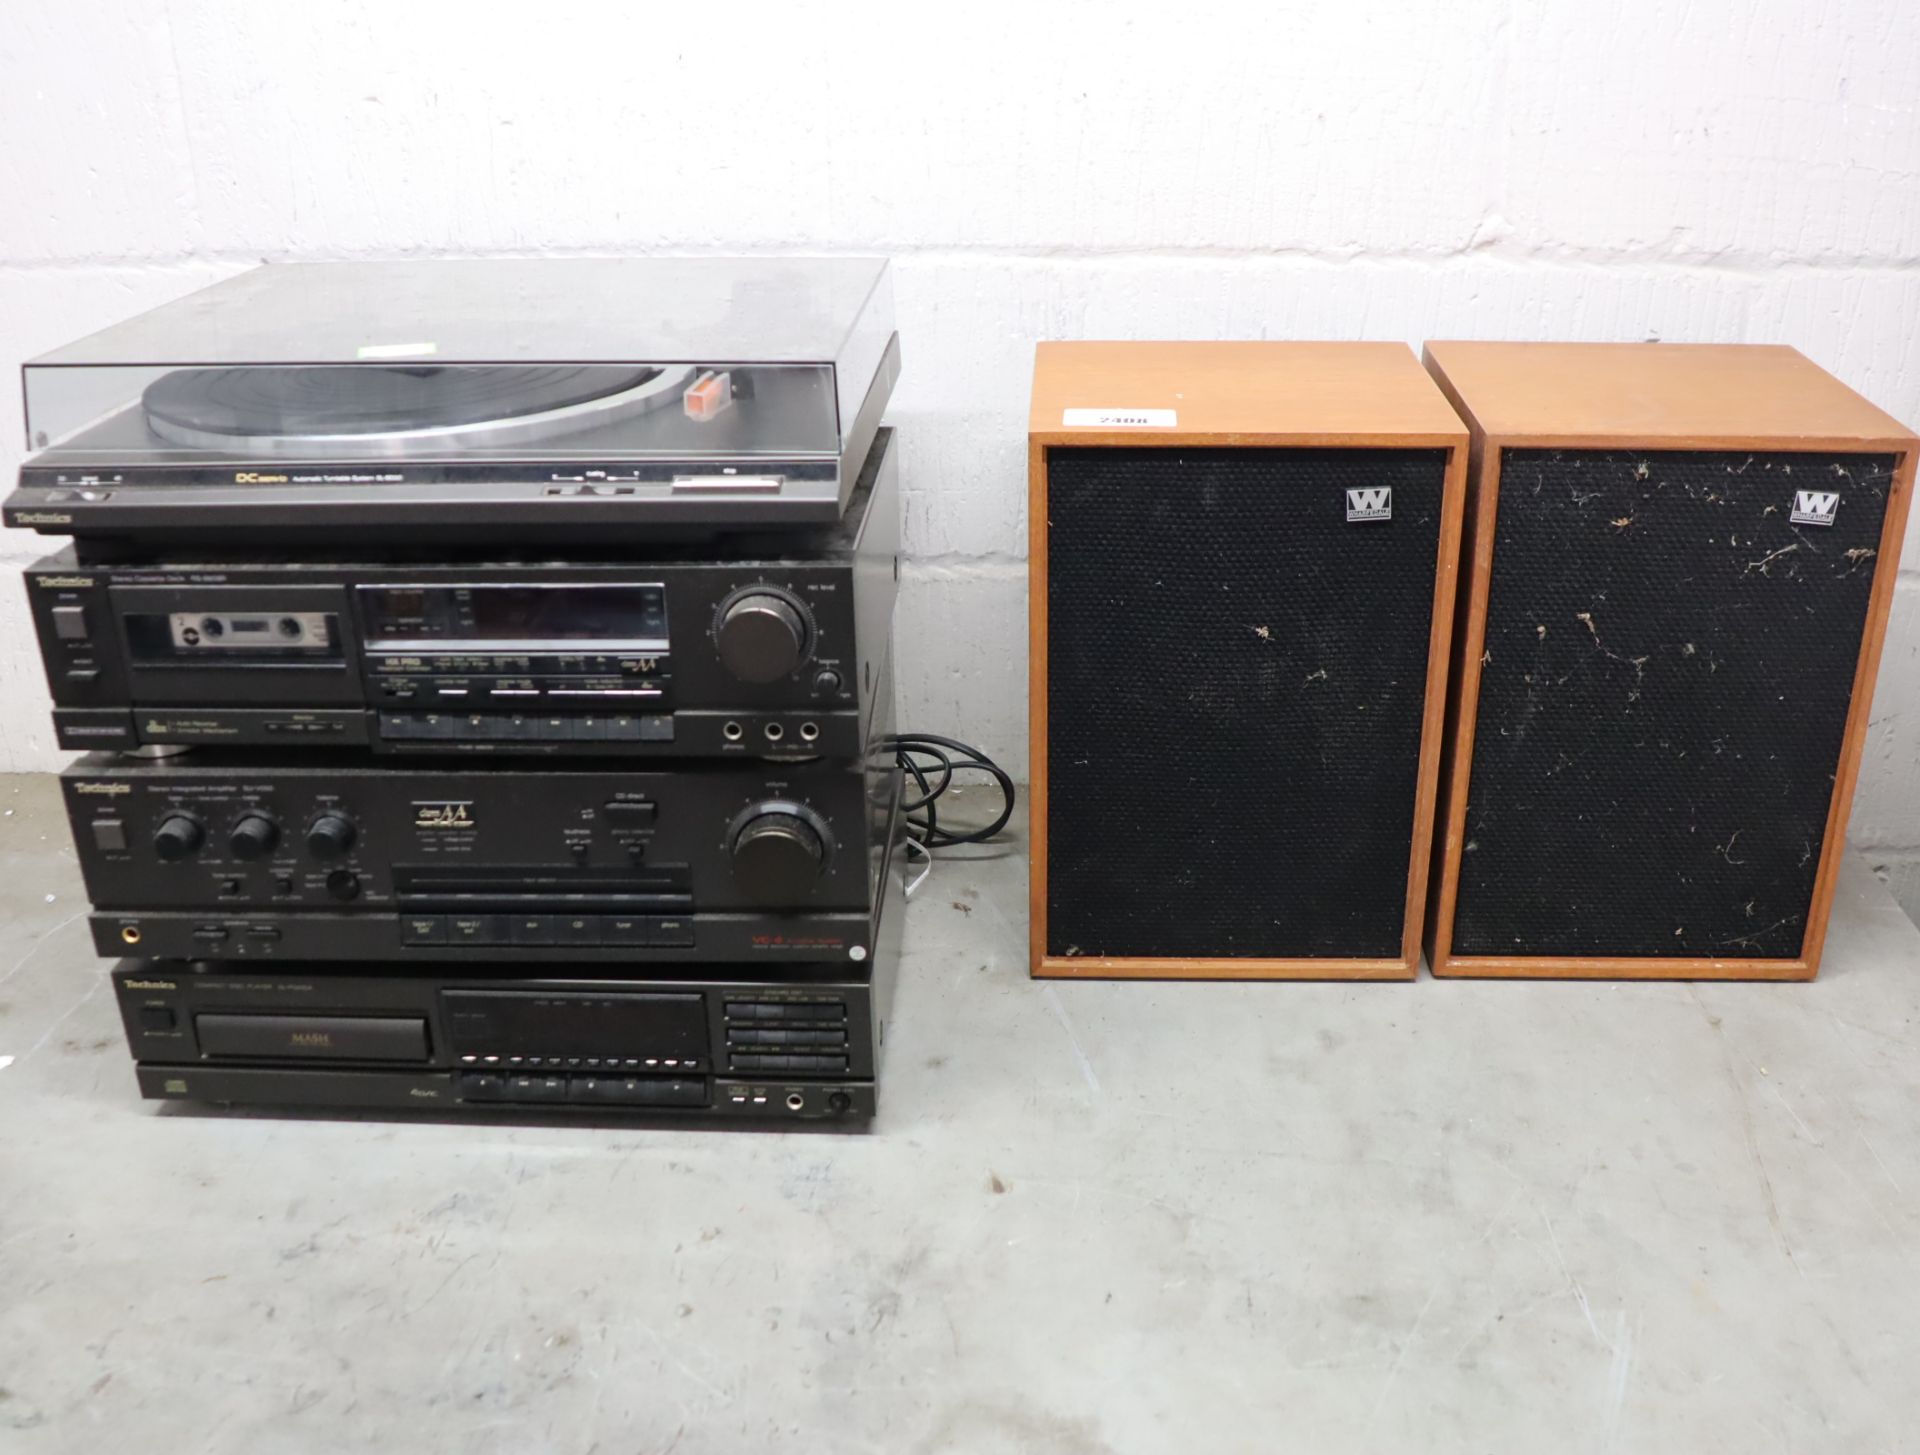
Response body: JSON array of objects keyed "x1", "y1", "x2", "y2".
[
  {"x1": 24, "y1": 430, "x2": 898, "y2": 761},
  {"x1": 111, "y1": 812, "x2": 906, "y2": 1122},
  {"x1": 117, "y1": 967, "x2": 886, "y2": 1120},
  {"x1": 64, "y1": 660, "x2": 901, "y2": 966}
]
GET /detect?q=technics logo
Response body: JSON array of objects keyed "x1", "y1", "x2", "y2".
[
  {"x1": 413, "y1": 800, "x2": 475, "y2": 829},
  {"x1": 1346, "y1": 487, "x2": 1392, "y2": 522},
  {"x1": 1790, "y1": 490, "x2": 1839, "y2": 527},
  {"x1": 74, "y1": 782, "x2": 132, "y2": 796}
]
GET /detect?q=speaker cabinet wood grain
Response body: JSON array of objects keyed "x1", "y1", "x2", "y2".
[
  {"x1": 1029, "y1": 342, "x2": 1468, "y2": 979},
  {"x1": 1422, "y1": 342, "x2": 1916, "y2": 980}
]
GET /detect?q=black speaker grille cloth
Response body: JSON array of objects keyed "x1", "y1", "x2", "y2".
[
  {"x1": 1454, "y1": 449, "x2": 1894, "y2": 959},
  {"x1": 1046, "y1": 447, "x2": 1446, "y2": 959}
]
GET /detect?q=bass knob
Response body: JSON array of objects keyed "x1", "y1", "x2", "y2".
[
  {"x1": 729, "y1": 806, "x2": 828, "y2": 904},
  {"x1": 152, "y1": 813, "x2": 205, "y2": 862},
  {"x1": 715, "y1": 588, "x2": 810, "y2": 683}
]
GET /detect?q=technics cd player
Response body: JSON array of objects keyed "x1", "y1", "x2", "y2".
[
  {"x1": 5, "y1": 258, "x2": 899, "y2": 548},
  {"x1": 112, "y1": 876, "x2": 900, "y2": 1122},
  {"x1": 27, "y1": 430, "x2": 898, "y2": 759},
  {"x1": 117, "y1": 968, "x2": 884, "y2": 1121},
  {"x1": 66, "y1": 716, "x2": 902, "y2": 965}
]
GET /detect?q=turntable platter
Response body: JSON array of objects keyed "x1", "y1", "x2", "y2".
[{"x1": 142, "y1": 364, "x2": 691, "y2": 454}]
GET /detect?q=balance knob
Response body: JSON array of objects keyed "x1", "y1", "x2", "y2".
[
  {"x1": 730, "y1": 810, "x2": 826, "y2": 903},
  {"x1": 152, "y1": 813, "x2": 205, "y2": 862},
  {"x1": 228, "y1": 813, "x2": 280, "y2": 861},
  {"x1": 306, "y1": 814, "x2": 357, "y2": 860},
  {"x1": 716, "y1": 590, "x2": 808, "y2": 683}
]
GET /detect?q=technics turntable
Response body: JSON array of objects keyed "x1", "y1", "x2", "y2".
[{"x1": 6, "y1": 257, "x2": 899, "y2": 551}]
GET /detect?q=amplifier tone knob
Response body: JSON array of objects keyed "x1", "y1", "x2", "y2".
[
  {"x1": 716, "y1": 590, "x2": 809, "y2": 683},
  {"x1": 306, "y1": 814, "x2": 357, "y2": 860},
  {"x1": 730, "y1": 809, "x2": 826, "y2": 902},
  {"x1": 228, "y1": 813, "x2": 280, "y2": 861},
  {"x1": 152, "y1": 813, "x2": 205, "y2": 862}
]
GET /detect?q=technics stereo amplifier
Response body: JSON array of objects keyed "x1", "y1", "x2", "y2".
[
  {"x1": 112, "y1": 862, "x2": 901, "y2": 1122},
  {"x1": 26, "y1": 430, "x2": 898, "y2": 759},
  {"x1": 5, "y1": 258, "x2": 900, "y2": 549},
  {"x1": 66, "y1": 715, "x2": 901, "y2": 966},
  {"x1": 1423, "y1": 342, "x2": 1915, "y2": 978},
  {"x1": 1030, "y1": 342, "x2": 1467, "y2": 979}
]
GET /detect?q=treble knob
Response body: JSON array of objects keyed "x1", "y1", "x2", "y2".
[
  {"x1": 228, "y1": 812, "x2": 281, "y2": 861},
  {"x1": 152, "y1": 813, "x2": 205, "y2": 862},
  {"x1": 729, "y1": 807, "x2": 827, "y2": 904},
  {"x1": 716, "y1": 588, "x2": 809, "y2": 683}
]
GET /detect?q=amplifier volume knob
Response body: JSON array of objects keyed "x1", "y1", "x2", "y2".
[
  {"x1": 730, "y1": 809, "x2": 826, "y2": 903},
  {"x1": 152, "y1": 813, "x2": 205, "y2": 862},
  {"x1": 716, "y1": 590, "x2": 809, "y2": 683},
  {"x1": 228, "y1": 813, "x2": 280, "y2": 861},
  {"x1": 306, "y1": 814, "x2": 357, "y2": 860}
]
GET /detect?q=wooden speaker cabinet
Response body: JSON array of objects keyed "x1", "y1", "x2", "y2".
[
  {"x1": 1423, "y1": 342, "x2": 1916, "y2": 979},
  {"x1": 1029, "y1": 342, "x2": 1468, "y2": 979}
]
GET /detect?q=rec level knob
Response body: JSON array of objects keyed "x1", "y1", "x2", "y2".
[
  {"x1": 228, "y1": 813, "x2": 280, "y2": 860},
  {"x1": 306, "y1": 814, "x2": 357, "y2": 860},
  {"x1": 152, "y1": 813, "x2": 205, "y2": 862},
  {"x1": 716, "y1": 589, "x2": 809, "y2": 683},
  {"x1": 730, "y1": 809, "x2": 826, "y2": 903}
]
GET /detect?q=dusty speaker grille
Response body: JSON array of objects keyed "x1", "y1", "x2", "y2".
[
  {"x1": 1452, "y1": 448, "x2": 1895, "y2": 959},
  {"x1": 1044, "y1": 447, "x2": 1446, "y2": 960}
]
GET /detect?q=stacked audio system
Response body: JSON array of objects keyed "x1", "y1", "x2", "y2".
[{"x1": 9, "y1": 257, "x2": 920, "y2": 1121}]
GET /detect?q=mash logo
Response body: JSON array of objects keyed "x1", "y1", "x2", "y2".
[
  {"x1": 413, "y1": 800, "x2": 475, "y2": 830},
  {"x1": 1346, "y1": 487, "x2": 1392, "y2": 522},
  {"x1": 289, "y1": 1031, "x2": 333, "y2": 1048},
  {"x1": 1790, "y1": 489, "x2": 1839, "y2": 527}
]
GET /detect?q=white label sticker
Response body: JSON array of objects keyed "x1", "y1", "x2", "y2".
[
  {"x1": 1062, "y1": 408, "x2": 1177, "y2": 428},
  {"x1": 1346, "y1": 487, "x2": 1393, "y2": 522},
  {"x1": 356, "y1": 341, "x2": 438, "y2": 360},
  {"x1": 1790, "y1": 489, "x2": 1839, "y2": 526}
]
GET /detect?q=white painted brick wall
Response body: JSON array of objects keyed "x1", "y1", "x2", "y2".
[{"x1": 4, "y1": 1, "x2": 1918, "y2": 900}]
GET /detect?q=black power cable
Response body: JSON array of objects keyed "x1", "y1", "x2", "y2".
[{"x1": 888, "y1": 733, "x2": 1015, "y2": 849}]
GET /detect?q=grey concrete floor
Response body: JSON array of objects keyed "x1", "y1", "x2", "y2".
[{"x1": 2, "y1": 770, "x2": 1919, "y2": 1453}]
